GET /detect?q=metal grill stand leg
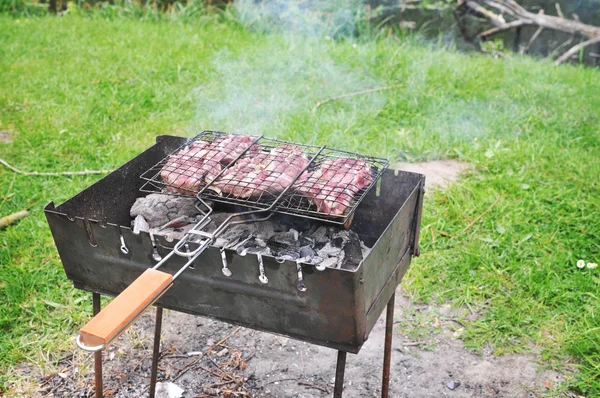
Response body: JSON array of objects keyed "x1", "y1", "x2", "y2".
[
  {"x1": 92, "y1": 293, "x2": 103, "y2": 398},
  {"x1": 333, "y1": 351, "x2": 347, "y2": 398},
  {"x1": 381, "y1": 292, "x2": 395, "y2": 398},
  {"x1": 149, "y1": 306, "x2": 163, "y2": 398}
]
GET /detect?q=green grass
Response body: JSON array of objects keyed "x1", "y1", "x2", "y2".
[{"x1": 0, "y1": 10, "x2": 599, "y2": 395}]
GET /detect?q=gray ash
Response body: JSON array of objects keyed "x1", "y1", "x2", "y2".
[{"x1": 130, "y1": 195, "x2": 370, "y2": 270}]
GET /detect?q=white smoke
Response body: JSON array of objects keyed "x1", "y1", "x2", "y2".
[{"x1": 192, "y1": 0, "x2": 387, "y2": 144}]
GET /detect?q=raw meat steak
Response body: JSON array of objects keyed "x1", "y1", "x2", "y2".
[
  {"x1": 210, "y1": 145, "x2": 310, "y2": 199},
  {"x1": 160, "y1": 135, "x2": 258, "y2": 195},
  {"x1": 295, "y1": 157, "x2": 373, "y2": 216}
]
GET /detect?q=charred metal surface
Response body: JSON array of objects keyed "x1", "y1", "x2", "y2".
[
  {"x1": 333, "y1": 351, "x2": 347, "y2": 398},
  {"x1": 149, "y1": 306, "x2": 163, "y2": 398},
  {"x1": 45, "y1": 136, "x2": 425, "y2": 353},
  {"x1": 92, "y1": 293, "x2": 103, "y2": 398},
  {"x1": 381, "y1": 292, "x2": 395, "y2": 398}
]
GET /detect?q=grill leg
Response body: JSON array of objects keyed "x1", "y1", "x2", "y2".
[
  {"x1": 381, "y1": 292, "x2": 395, "y2": 398},
  {"x1": 92, "y1": 293, "x2": 103, "y2": 398},
  {"x1": 149, "y1": 306, "x2": 163, "y2": 398},
  {"x1": 333, "y1": 351, "x2": 347, "y2": 398}
]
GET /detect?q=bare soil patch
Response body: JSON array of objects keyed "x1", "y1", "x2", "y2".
[
  {"x1": 12, "y1": 288, "x2": 561, "y2": 397},
  {"x1": 0, "y1": 130, "x2": 14, "y2": 143}
]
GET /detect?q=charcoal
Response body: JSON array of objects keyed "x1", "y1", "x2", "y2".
[
  {"x1": 130, "y1": 194, "x2": 199, "y2": 228},
  {"x1": 245, "y1": 246, "x2": 270, "y2": 255},
  {"x1": 254, "y1": 238, "x2": 268, "y2": 247},
  {"x1": 317, "y1": 242, "x2": 341, "y2": 258},
  {"x1": 309, "y1": 225, "x2": 330, "y2": 244},
  {"x1": 219, "y1": 228, "x2": 252, "y2": 247},
  {"x1": 131, "y1": 194, "x2": 372, "y2": 271},
  {"x1": 236, "y1": 245, "x2": 250, "y2": 256},
  {"x1": 150, "y1": 223, "x2": 195, "y2": 242},
  {"x1": 313, "y1": 241, "x2": 327, "y2": 251},
  {"x1": 206, "y1": 212, "x2": 234, "y2": 231},
  {"x1": 339, "y1": 230, "x2": 363, "y2": 270},
  {"x1": 331, "y1": 237, "x2": 344, "y2": 248},
  {"x1": 247, "y1": 220, "x2": 278, "y2": 240},
  {"x1": 132, "y1": 215, "x2": 150, "y2": 235},
  {"x1": 299, "y1": 245, "x2": 315, "y2": 259},
  {"x1": 274, "y1": 249, "x2": 300, "y2": 261},
  {"x1": 236, "y1": 238, "x2": 265, "y2": 256},
  {"x1": 268, "y1": 231, "x2": 300, "y2": 249},
  {"x1": 277, "y1": 214, "x2": 313, "y2": 232},
  {"x1": 319, "y1": 257, "x2": 338, "y2": 269},
  {"x1": 213, "y1": 238, "x2": 228, "y2": 248}
]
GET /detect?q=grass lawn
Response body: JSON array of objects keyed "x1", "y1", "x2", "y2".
[{"x1": 0, "y1": 9, "x2": 599, "y2": 395}]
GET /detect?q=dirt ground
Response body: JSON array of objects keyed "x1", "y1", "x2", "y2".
[
  {"x1": 17, "y1": 290, "x2": 562, "y2": 398},
  {"x1": 11, "y1": 161, "x2": 565, "y2": 397}
]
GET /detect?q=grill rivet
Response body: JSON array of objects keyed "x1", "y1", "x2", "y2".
[
  {"x1": 149, "y1": 232, "x2": 162, "y2": 262},
  {"x1": 296, "y1": 262, "x2": 307, "y2": 292},
  {"x1": 119, "y1": 235, "x2": 129, "y2": 255},
  {"x1": 257, "y1": 255, "x2": 268, "y2": 284},
  {"x1": 221, "y1": 250, "x2": 232, "y2": 277}
]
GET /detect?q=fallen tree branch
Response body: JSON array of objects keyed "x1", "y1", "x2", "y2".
[
  {"x1": 464, "y1": 0, "x2": 506, "y2": 26},
  {"x1": 0, "y1": 157, "x2": 111, "y2": 176},
  {"x1": 554, "y1": 36, "x2": 600, "y2": 65},
  {"x1": 313, "y1": 85, "x2": 403, "y2": 111},
  {"x1": 456, "y1": 0, "x2": 600, "y2": 63},
  {"x1": 523, "y1": 24, "x2": 544, "y2": 53},
  {"x1": 478, "y1": 19, "x2": 531, "y2": 40}
]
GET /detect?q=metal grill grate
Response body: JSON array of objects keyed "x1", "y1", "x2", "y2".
[{"x1": 140, "y1": 131, "x2": 389, "y2": 225}]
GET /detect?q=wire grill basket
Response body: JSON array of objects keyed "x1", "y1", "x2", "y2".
[{"x1": 140, "y1": 131, "x2": 389, "y2": 225}]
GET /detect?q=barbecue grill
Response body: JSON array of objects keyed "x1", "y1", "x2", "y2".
[{"x1": 44, "y1": 133, "x2": 425, "y2": 397}]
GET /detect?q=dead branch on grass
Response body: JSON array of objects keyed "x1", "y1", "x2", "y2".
[
  {"x1": 313, "y1": 85, "x2": 403, "y2": 111},
  {"x1": 461, "y1": 196, "x2": 500, "y2": 234},
  {"x1": 0, "y1": 157, "x2": 111, "y2": 176}
]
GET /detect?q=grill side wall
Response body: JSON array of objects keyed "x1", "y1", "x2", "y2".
[{"x1": 44, "y1": 136, "x2": 424, "y2": 353}]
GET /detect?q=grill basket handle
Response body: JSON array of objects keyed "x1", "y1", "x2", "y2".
[{"x1": 77, "y1": 269, "x2": 173, "y2": 351}]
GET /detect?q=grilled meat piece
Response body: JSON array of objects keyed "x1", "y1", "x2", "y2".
[
  {"x1": 296, "y1": 158, "x2": 373, "y2": 216},
  {"x1": 211, "y1": 145, "x2": 310, "y2": 199},
  {"x1": 160, "y1": 135, "x2": 258, "y2": 195}
]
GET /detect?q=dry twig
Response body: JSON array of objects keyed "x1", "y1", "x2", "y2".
[
  {"x1": 206, "y1": 327, "x2": 241, "y2": 355},
  {"x1": 435, "y1": 229, "x2": 454, "y2": 238},
  {"x1": 313, "y1": 85, "x2": 403, "y2": 111},
  {"x1": 0, "y1": 157, "x2": 111, "y2": 176},
  {"x1": 0, "y1": 210, "x2": 28, "y2": 229},
  {"x1": 461, "y1": 197, "x2": 500, "y2": 234},
  {"x1": 298, "y1": 381, "x2": 330, "y2": 393}
]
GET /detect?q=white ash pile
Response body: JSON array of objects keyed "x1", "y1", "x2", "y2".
[
  {"x1": 130, "y1": 193, "x2": 370, "y2": 270},
  {"x1": 130, "y1": 194, "x2": 204, "y2": 240}
]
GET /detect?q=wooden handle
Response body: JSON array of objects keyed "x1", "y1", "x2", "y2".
[{"x1": 79, "y1": 269, "x2": 173, "y2": 348}]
